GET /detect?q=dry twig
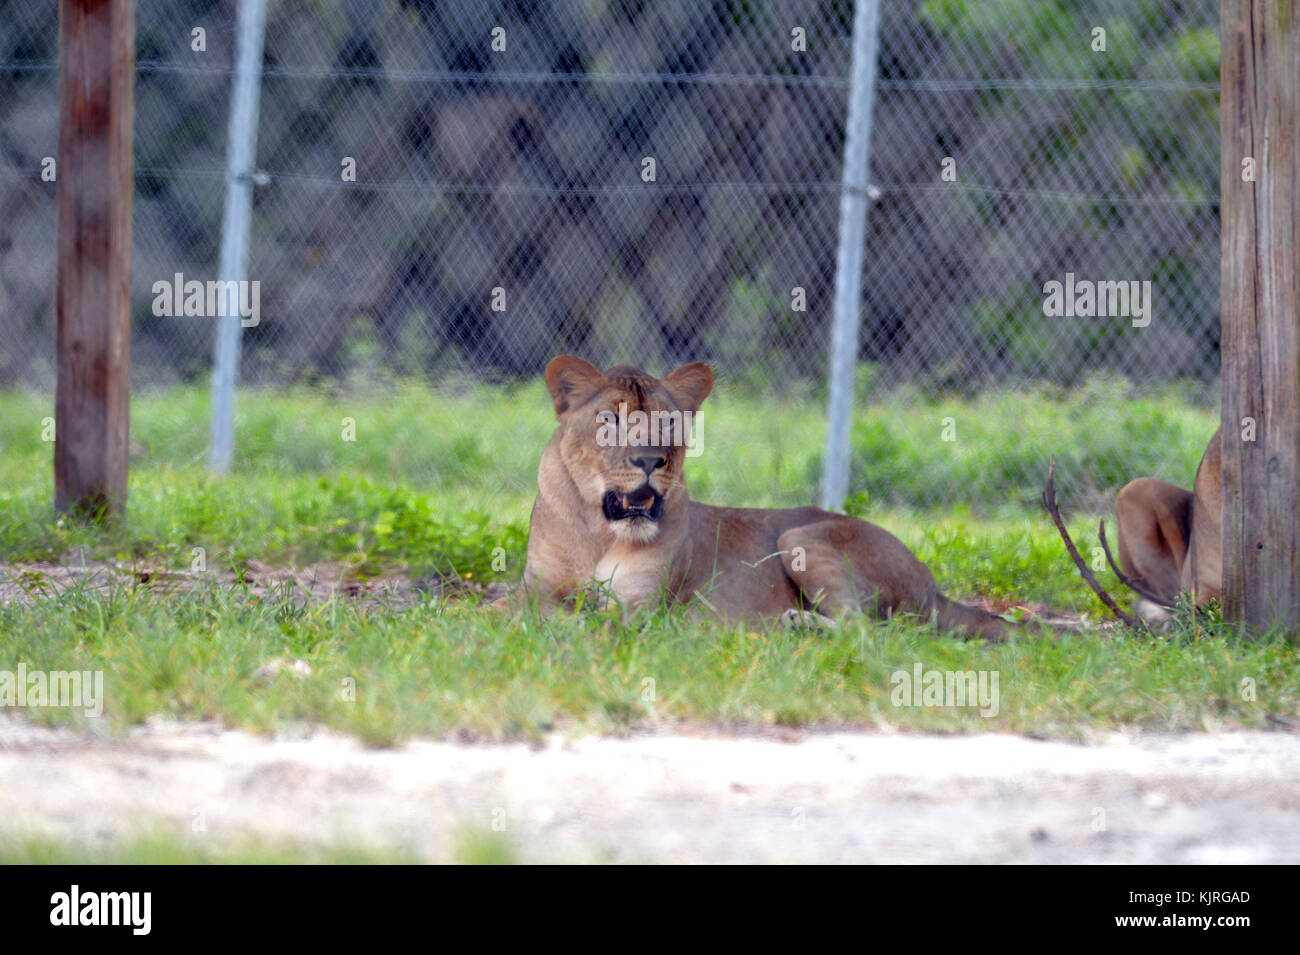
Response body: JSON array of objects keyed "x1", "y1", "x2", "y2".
[
  {"x1": 1097, "y1": 518, "x2": 1177, "y2": 610},
  {"x1": 1041, "y1": 457, "x2": 1137, "y2": 627}
]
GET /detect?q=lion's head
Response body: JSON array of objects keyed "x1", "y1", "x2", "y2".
[{"x1": 544, "y1": 355, "x2": 713, "y2": 544}]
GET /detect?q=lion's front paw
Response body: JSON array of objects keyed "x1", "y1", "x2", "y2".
[{"x1": 781, "y1": 608, "x2": 837, "y2": 631}]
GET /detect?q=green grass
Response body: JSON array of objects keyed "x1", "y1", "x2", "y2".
[
  {"x1": 0, "y1": 828, "x2": 514, "y2": 864},
  {"x1": 0, "y1": 375, "x2": 1215, "y2": 605},
  {"x1": 2, "y1": 577, "x2": 1295, "y2": 743},
  {"x1": 3, "y1": 375, "x2": 1291, "y2": 745}
]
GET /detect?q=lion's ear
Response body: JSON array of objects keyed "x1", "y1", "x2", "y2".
[
  {"x1": 545, "y1": 355, "x2": 604, "y2": 417},
  {"x1": 664, "y1": 361, "x2": 714, "y2": 412}
]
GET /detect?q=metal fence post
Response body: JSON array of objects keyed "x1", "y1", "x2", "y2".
[
  {"x1": 209, "y1": 0, "x2": 267, "y2": 473},
  {"x1": 820, "y1": 0, "x2": 881, "y2": 511}
]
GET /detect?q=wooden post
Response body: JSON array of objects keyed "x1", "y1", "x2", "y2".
[
  {"x1": 54, "y1": 0, "x2": 134, "y2": 519},
  {"x1": 1220, "y1": 0, "x2": 1300, "y2": 637}
]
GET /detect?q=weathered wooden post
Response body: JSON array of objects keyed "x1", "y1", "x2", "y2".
[
  {"x1": 54, "y1": 0, "x2": 135, "y2": 519},
  {"x1": 1219, "y1": 0, "x2": 1300, "y2": 637}
]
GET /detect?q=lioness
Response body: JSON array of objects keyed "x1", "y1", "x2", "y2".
[
  {"x1": 1114, "y1": 427, "x2": 1222, "y2": 619},
  {"x1": 500, "y1": 355, "x2": 1018, "y2": 639}
]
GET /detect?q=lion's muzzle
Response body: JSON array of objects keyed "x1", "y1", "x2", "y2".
[{"x1": 602, "y1": 485, "x2": 664, "y2": 523}]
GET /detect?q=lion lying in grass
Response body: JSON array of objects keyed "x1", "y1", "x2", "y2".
[
  {"x1": 1114, "y1": 427, "x2": 1222, "y2": 620},
  {"x1": 497, "y1": 355, "x2": 1018, "y2": 638}
]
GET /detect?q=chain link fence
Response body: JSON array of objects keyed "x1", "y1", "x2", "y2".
[{"x1": 1, "y1": 0, "x2": 1220, "y2": 509}]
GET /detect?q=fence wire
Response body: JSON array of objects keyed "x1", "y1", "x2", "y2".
[{"x1": 0, "y1": 0, "x2": 1220, "y2": 510}]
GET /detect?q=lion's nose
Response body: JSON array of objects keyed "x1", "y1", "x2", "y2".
[{"x1": 630, "y1": 455, "x2": 667, "y2": 476}]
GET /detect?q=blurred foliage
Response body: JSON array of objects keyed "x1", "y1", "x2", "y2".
[{"x1": 0, "y1": 0, "x2": 1220, "y2": 393}]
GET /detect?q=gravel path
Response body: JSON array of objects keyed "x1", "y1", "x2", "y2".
[{"x1": 2, "y1": 717, "x2": 1297, "y2": 863}]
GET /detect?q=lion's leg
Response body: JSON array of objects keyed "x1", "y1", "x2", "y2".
[
  {"x1": 776, "y1": 518, "x2": 1014, "y2": 640},
  {"x1": 489, "y1": 587, "x2": 558, "y2": 615},
  {"x1": 776, "y1": 519, "x2": 935, "y2": 620},
  {"x1": 488, "y1": 575, "x2": 570, "y2": 616},
  {"x1": 1115, "y1": 477, "x2": 1192, "y2": 612},
  {"x1": 781, "y1": 608, "x2": 839, "y2": 630}
]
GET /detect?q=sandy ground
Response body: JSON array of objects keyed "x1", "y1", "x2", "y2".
[
  {"x1": 3, "y1": 560, "x2": 1292, "y2": 862},
  {"x1": 2, "y1": 716, "x2": 1297, "y2": 863}
]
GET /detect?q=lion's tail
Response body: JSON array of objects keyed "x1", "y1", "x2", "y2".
[{"x1": 931, "y1": 593, "x2": 1020, "y2": 642}]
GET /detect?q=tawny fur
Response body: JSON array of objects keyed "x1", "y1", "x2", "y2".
[
  {"x1": 1114, "y1": 427, "x2": 1222, "y2": 619},
  {"x1": 497, "y1": 355, "x2": 1015, "y2": 640}
]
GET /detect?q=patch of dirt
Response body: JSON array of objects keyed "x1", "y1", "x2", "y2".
[
  {"x1": 0, "y1": 558, "x2": 505, "y2": 609},
  {"x1": 1, "y1": 717, "x2": 1296, "y2": 863}
]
